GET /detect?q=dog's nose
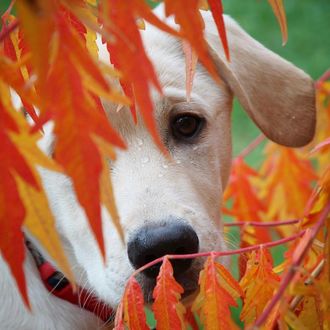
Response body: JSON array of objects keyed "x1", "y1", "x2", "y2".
[{"x1": 127, "y1": 222, "x2": 199, "y2": 278}]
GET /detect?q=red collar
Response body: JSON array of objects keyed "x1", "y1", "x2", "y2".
[{"x1": 26, "y1": 240, "x2": 113, "y2": 323}]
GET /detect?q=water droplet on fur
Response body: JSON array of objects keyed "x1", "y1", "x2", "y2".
[
  {"x1": 158, "y1": 173, "x2": 164, "y2": 178},
  {"x1": 141, "y1": 157, "x2": 149, "y2": 164},
  {"x1": 162, "y1": 164, "x2": 169, "y2": 169},
  {"x1": 176, "y1": 159, "x2": 182, "y2": 164},
  {"x1": 137, "y1": 138, "x2": 144, "y2": 146},
  {"x1": 192, "y1": 146, "x2": 198, "y2": 151}
]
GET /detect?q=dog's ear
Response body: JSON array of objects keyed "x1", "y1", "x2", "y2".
[{"x1": 203, "y1": 13, "x2": 316, "y2": 147}]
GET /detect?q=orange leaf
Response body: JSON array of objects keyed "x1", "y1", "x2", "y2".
[
  {"x1": 192, "y1": 256, "x2": 242, "y2": 329},
  {"x1": 223, "y1": 157, "x2": 270, "y2": 246},
  {"x1": 312, "y1": 75, "x2": 330, "y2": 172},
  {"x1": 207, "y1": 0, "x2": 230, "y2": 60},
  {"x1": 267, "y1": 0, "x2": 288, "y2": 45},
  {"x1": 185, "y1": 307, "x2": 199, "y2": 330},
  {"x1": 258, "y1": 143, "x2": 318, "y2": 229},
  {"x1": 164, "y1": 0, "x2": 219, "y2": 80},
  {"x1": 0, "y1": 94, "x2": 40, "y2": 307},
  {"x1": 303, "y1": 166, "x2": 330, "y2": 228},
  {"x1": 152, "y1": 257, "x2": 186, "y2": 330},
  {"x1": 182, "y1": 40, "x2": 198, "y2": 102},
  {"x1": 102, "y1": 0, "x2": 176, "y2": 151},
  {"x1": 240, "y1": 248, "x2": 280, "y2": 327},
  {"x1": 15, "y1": 0, "x2": 56, "y2": 89},
  {"x1": 1, "y1": 14, "x2": 38, "y2": 122},
  {"x1": 114, "y1": 300, "x2": 125, "y2": 330},
  {"x1": 29, "y1": 9, "x2": 126, "y2": 258},
  {"x1": 123, "y1": 277, "x2": 148, "y2": 330}
]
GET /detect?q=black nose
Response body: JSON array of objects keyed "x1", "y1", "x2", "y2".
[{"x1": 127, "y1": 222, "x2": 199, "y2": 278}]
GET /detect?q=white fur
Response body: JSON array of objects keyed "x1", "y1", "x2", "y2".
[{"x1": 0, "y1": 7, "x2": 315, "y2": 329}]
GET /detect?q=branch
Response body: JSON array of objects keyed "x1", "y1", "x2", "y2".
[
  {"x1": 224, "y1": 218, "x2": 300, "y2": 228},
  {"x1": 251, "y1": 201, "x2": 330, "y2": 329},
  {"x1": 289, "y1": 258, "x2": 325, "y2": 310},
  {"x1": 0, "y1": 19, "x2": 19, "y2": 43},
  {"x1": 132, "y1": 230, "x2": 305, "y2": 277},
  {"x1": 237, "y1": 134, "x2": 266, "y2": 159}
]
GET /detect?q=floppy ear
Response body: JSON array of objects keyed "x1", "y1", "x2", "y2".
[{"x1": 202, "y1": 12, "x2": 316, "y2": 147}]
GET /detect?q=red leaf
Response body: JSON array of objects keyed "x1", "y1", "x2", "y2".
[
  {"x1": 0, "y1": 100, "x2": 41, "y2": 307},
  {"x1": 267, "y1": 0, "x2": 288, "y2": 45},
  {"x1": 240, "y1": 248, "x2": 280, "y2": 327},
  {"x1": 223, "y1": 157, "x2": 270, "y2": 246},
  {"x1": 152, "y1": 257, "x2": 186, "y2": 330},
  {"x1": 164, "y1": 0, "x2": 219, "y2": 79},
  {"x1": 1, "y1": 15, "x2": 38, "y2": 122},
  {"x1": 114, "y1": 300, "x2": 125, "y2": 330},
  {"x1": 207, "y1": 0, "x2": 230, "y2": 60},
  {"x1": 192, "y1": 256, "x2": 242, "y2": 329},
  {"x1": 103, "y1": 0, "x2": 167, "y2": 151},
  {"x1": 123, "y1": 277, "x2": 148, "y2": 330}
]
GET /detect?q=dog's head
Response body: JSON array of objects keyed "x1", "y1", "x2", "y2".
[{"x1": 39, "y1": 10, "x2": 315, "y2": 309}]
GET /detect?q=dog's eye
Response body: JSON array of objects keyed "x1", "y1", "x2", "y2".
[{"x1": 171, "y1": 114, "x2": 204, "y2": 141}]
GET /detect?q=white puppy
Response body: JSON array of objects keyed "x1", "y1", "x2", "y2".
[{"x1": 0, "y1": 8, "x2": 315, "y2": 330}]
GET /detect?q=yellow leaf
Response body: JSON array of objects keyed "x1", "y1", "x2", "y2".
[
  {"x1": 284, "y1": 310, "x2": 309, "y2": 330},
  {"x1": 16, "y1": 176, "x2": 74, "y2": 285},
  {"x1": 100, "y1": 157, "x2": 124, "y2": 243}
]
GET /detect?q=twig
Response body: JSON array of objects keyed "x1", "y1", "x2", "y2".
[
  {"x1": 224, "y1": 218, "x2": 300, "y2": 228},
  {"x1": 251, "y1": 201, "x2": 330, "y2": 329},
  {"x1": 289, "y1": 258, "x2": 325, "y2": 310},
  {"x1": 237, "y1": 134, "x2": 266, "y2": 159},
  {"x1": 132, "y1": 230, "x2": 305, "y2": 277},
  {"x1": 0, "y1": 18, "x2": 19, "y2": 43}
]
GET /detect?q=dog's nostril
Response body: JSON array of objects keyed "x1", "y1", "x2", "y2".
[{"x1": 127, "y1": 221, "x2": 199, "y2": 278}]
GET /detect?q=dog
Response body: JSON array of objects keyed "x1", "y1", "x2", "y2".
[{"x1": 0, "y1": 7, "x2": 316, "y2": 329}]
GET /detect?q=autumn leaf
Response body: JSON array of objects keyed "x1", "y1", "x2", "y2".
[
  {"x1": 48, "y1": 47, "x2": 124, "y2": 257},
  {"x1": 192, "y1": 256, "x2": 243, "y2": 330},
  {"x1": 14, "y1": 1, "x2": 126, "y2": 258},
  {"x1": 240, "y1": 248, "x2": 280, "y2": 327},
  {"x1": 267, "y1": 0, "x2": 288, "y2": 45},
  {"x1": 303, "y1": 166, "x2": 330, "y2": 229},
  {"x1": 312, "y1": 74, "x2": 330, "y2": 173},
  {"x1": 207, "y1": 0, "x2": 230, "y2": 60},
  {"x1": 0, "y1": 12, "x2": 38, "y2": 122},
  {"x1": 152, "y1": 257, "x2": 186, "y2": 330},
  {"x1": 182, "y1": 40, "x2": 198, "y2": 102},
  {"x1": 0, "y1": 81, "x2": 62, "y2": 306},
  {"x1": 258, "y1": 143, "x2": 318, "y2": 232},
  {"x1": 9, "y1": 118, "x2": 73, "y2": 284},
  {"x1": 15, "y1": 0, "x2": 56, "y2": 90},
  {"x1": 101, "y1": 0, "x2": 178, "y2": 149},
  {"x1": 114, "y1": 300, "x2": 125, "y2": 330},
  {"x1": 185, "y1": 307, "x2": 199, "y2": 330},
  {"x1": 223, "y1": 157, "x2": 270, "y2": 246},
  {"x1": 123, "y1": 277, "x2": 149, "y2": 330},
  {"x1": 164, "y1": 0, "x2": 220, "y2": 80}
]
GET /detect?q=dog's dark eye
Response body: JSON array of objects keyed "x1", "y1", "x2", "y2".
[{"x1": 171, "y1": 114, "x2": 204, "y2": 141}]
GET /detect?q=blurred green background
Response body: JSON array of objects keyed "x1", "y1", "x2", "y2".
[{"x1": 1, "y1": 1, "x2": 329, "y2": 328}]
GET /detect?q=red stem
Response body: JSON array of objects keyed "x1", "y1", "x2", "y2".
[
  {"x1": 251, "y1": 201, "x2": 330, "y2": 329},
  {"x1": 224, "y1": 218, "x2": 300, "y2": 228},
  {"x1": 237, "y1": 134, "x2": 266, "y2": 158},
  {"x1": 0, "y1": 18, "x2": 19, "y2": 43},
  {"x1": 132, "y1": 230, "x2": 305, "y2": 277}
]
